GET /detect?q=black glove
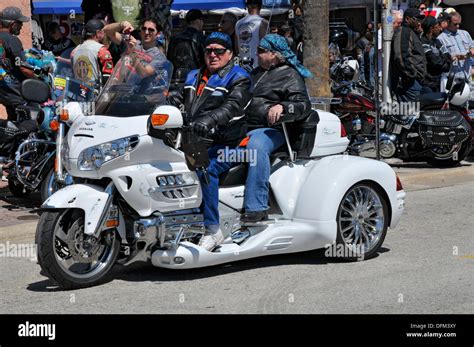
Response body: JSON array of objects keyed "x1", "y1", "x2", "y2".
[{"x1": 191, "y1": 115, "x2": 217, "y2": 137}]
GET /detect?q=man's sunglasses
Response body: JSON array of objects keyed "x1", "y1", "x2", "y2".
[
  {"x1": 205, "y1": 48, "x2": 227, "y2": 55},
  {"x1": 141, "y1": 27, "x2": 156, "y2": 33},
  {"x1": 257, "y1": 46, "x2": 270, "y2": 54}
]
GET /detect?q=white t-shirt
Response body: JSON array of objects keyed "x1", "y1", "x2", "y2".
[{"x1": 236, "y1": 14, "x2": 265, "y2": 69}]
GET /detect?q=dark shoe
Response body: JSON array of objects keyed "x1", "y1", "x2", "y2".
[{"x1": 240, "y1": 210, "x2": 268, "y2": 223}]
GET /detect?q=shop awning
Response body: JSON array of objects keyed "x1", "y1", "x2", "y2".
[
  {"x1": 32, "y1": 0, "x2": 83, "y2": 15},
  {"x1": 171, "y1": 0, "x2": 245, "y2": 11}
]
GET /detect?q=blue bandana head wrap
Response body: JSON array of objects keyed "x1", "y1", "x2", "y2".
[
  {"x1": 205, "y1": 32, "x2": 233, "y2": 51},
  {"x1": 259, "y1": 34, "x2": 313, "y2": 78}
]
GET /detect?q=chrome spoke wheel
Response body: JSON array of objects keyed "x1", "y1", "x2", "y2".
[
  {"x1": 338, "y1": 185, "x2": 386, "y2": 255},
  {"x1": 53, "y1": 211, "x2": 117, "y2": 280}
]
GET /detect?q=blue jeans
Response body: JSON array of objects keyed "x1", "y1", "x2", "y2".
[
  {"x1": 244, "y1": 128, "x2": 286, "y2": 212},
  {"x1": 396, "y1": 78, "x2": 423, "y2": 102},
  {"x1": 197, "y1": 145, "x2": 240, "y2": 227}
]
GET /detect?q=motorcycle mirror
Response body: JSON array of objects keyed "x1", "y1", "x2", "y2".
[{"x1": 21, "y1": 79, "x2": 50, "y2": 103}]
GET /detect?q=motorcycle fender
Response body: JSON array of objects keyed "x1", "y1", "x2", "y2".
[
  {"x1": 42, "y1": 184, "x2": 111, "y2": 236},
  {"x1": 290, "y1": 155, "x2": 403, "y2": 228}
]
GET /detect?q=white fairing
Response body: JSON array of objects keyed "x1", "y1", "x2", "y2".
[
  {"x1": 65, "y1": 115, "x2": 202, "y2": 215},
  {"x1": 311, "y1": 111, "x2": 349, "y2": 156},
  {"x1": 42, "y1": 184, "x2": 109, "y2": 235},
  {"x1": 152, "y1": 105, "x2": 183, "y2": 129}
]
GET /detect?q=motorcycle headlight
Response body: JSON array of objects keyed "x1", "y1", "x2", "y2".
[{"x1": 78, "y1": 135, "x2": 139, "y2": 171}]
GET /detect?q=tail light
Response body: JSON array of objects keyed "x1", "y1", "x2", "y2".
[
  {"x1": 396, "y1": 175, "x2": 403, "y2": 191},
  {"x1": 340, "y1": 123, "x2": 347, "y2": 137}
]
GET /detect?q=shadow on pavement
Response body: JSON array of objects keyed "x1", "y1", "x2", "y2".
[{"x1": 26, "y1": 247, "x2": 390, "y2": 291}]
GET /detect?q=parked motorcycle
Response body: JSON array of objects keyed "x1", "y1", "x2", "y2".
[
  {"x1": 34, "y1": 52, "x2": 405, "y2": 289},
  {"x1": 2, "y1": 49, "x2": 94, "y2": 201}
]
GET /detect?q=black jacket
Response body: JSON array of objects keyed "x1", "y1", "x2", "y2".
[
  {"x1": 421, "y1": 35, "x2": 451, "y2": 92},
  {"x1": 245, "y1": 64, "x2": 312, "y2": 128},
  {"x1": 184, "y1": 61, "x2": 252, "y2": 146},
  {"x1": 167, "y1": 27, "x2": 205, "y2": 83},
  {"x1": 391, "y1": 24, "x2": 427, "y2": 83}
]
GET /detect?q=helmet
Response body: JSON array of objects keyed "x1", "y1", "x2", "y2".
[{"x1": 442, "y1": 76, "x2": 471, "y2": 106}]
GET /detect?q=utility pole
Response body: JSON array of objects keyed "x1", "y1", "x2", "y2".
[{"x1": 302, "y1": 0, "x2": 330, "y2": 102}]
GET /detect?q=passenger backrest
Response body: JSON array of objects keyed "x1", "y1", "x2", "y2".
[{"x1": 292, "y1": 110, "x2": 320, "y2": 159}]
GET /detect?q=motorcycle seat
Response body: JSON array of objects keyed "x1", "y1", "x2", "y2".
[
  {"x1": 418, "y1": 92, "x2": 447, "y2": 109},
  {"x1": 219, "y1": 163, "x2": 248, "y2": 187}
]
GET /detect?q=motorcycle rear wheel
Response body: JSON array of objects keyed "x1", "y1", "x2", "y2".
[
  {"x1": 36, "y1": 209, "x2": 120, "y2": 290},
  {"x1": 427, "y1": 142, "x2": 471, "y2": 167},
  {"x1": 334, "y1": 182, "x2": 389, "y2": 261}
]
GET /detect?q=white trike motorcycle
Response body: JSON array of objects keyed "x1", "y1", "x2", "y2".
[{"x1": 36, "y1": 55, "x2": 406, "y2": 289}]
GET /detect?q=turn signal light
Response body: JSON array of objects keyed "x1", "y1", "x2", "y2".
[
  {"x1": 151, "y1": 114, "x2": 169, "y2": 127},
  {"x1": 340, "y1": 123, "x2": 347, "y2": 137},
  {"x1": 60, "y1": 109, "x2": 69, "y2": 121},
  {"x1": 50, "y1": 119, "x2": 59, "y2": 132},
  {"x1": 105, "y1": 220, "x2": 119, "y2": 228},
  {"x1": 396, "y1": 175, "x2": 403, "y2": 191}
]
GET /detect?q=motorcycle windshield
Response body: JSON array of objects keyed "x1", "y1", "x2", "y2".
[
  {"x1": 94, "y1": 50, "x2": 173, "y2": 117},
  {"x1": 52, "y1": 48, "x2": 95, "y2": 103}
]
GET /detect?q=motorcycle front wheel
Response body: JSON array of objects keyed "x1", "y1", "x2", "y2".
[
  {"x1": 40, "y1": 168, "x2": 74, "y2": 202},
  {"x1": 36, "y1": 209, "x2": 120, "y2": 290}
]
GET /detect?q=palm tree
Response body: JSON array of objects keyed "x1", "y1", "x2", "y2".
[{"x1": 302, "y1": 0, "x2": 330, "y2": 98}]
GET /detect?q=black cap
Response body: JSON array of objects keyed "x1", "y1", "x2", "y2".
[
  {"x1": 185, "y1": 9, "x2": 203, "y2": 23},
  {"x1": 404, "y1": 8, "x2": 426, "y2": 20},
  {"x1": 246, "y1": 0, "x2": 262, "y2": 7},
  {"x1": 85, "y1": 19, "x2": 104, "y2": 34},
  {"x1": 0, "y1": 6, "x2": 29, "y2": 22},
  {"x1": 438, "y1": 11, "x2": 451, "y2": 23},
  {"x1": 421, "y1": 16, "x2": 440, "y2": 32}
]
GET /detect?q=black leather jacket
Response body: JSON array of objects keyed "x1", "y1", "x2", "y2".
[
  {"x1": 184, "y1": 61, "x2": 252, "y2": 146},
  {"x1": 421, "y1": 35, "x2": 451, "y2": 92},
  {"x1": 245, "y1": 64, "x2": 312, "y2": 128},
  {"x1": 167, "y1": 27, "x2": 206, "y2": 83}
]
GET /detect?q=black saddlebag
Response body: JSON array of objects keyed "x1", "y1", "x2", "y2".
[{"x1": 418, "y1": 110, "x2": 470, "y2": 146}]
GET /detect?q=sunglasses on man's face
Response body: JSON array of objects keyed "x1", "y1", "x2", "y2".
[
  {"x1": 205, "y1": 48, "x2": 227, "y2": 55},
  {"x1": 257, "y1": 46, "x2": 270, "y2": 54},
  {"x1": 141, "y1": 26, "x2": 156, "y2": 33}
]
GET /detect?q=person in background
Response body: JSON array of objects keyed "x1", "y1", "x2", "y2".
[
  {"x1": 391, "y1": 8, "x2": 427, "y2": 102},
  {"x1": 235, "y1": 0, "x2": 269, "y2": 69},
  {"x1": 437, "y1": 11, "x2": 451, "y2": 31},
  {"x1": 43, "y1": 22, "x2": 76, "y2": 57},
  {"x1": 167, "y1": 9, "x2": 206, "y2": 85},
  {"x1": 104, "y1": 17, "x2": 169, "y2": 85},
  {"x1": 71, "y1": 19, "x2": 113, "y2": 88},
  {"x1": 436, "y1": 11, "x2": 474, "y2": 88},
  {"x1": 218, "y1": 12, "x2": 239, "y2": 54},
  {"x1": 0, "y1": 6, "x2": 35, "y2": 121},
  {"x1": 420, "y1": 15, "x2": 451, "y2": 92}
]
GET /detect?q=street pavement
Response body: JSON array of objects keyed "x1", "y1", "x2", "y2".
[{"x1": 0, "y1": 158, "x2": 472, "y2": 314}]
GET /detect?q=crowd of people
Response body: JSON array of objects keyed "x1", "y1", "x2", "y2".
[{"x1": 348, "y1": 2, "x2": 473, "y2": 102}]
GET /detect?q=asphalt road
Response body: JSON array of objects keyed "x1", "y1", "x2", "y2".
[{"x1": 0, "y1": 159, "x2": 472, "y2": 314}]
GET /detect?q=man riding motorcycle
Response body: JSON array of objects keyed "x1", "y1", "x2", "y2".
[{"x1": 184, "y1": 32, "x2": 252, "y2": 251}]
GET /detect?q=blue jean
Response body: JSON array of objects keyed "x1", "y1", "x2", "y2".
[
  {"x1": 396, "y1": 78, "x2": 423, "y2": 102},
  {"x1": 244, "y1": 128, "x2": 286, "y2": 212},
  {"x1": 197, "y1": 145, "x2": 239, "y2": 227}
]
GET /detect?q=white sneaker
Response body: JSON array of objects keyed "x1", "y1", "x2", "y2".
[{"x1": 198, "y1": 228, "x2": 224, "y2": 251}]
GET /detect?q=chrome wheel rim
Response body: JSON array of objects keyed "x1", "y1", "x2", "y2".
[
  {"x1": 338, "y1": 185, "x2": 385, "y2": 254},
  {"x1": 431, "y1": 144, "x2": 458, "y2": 159},
  {"x1": 46, "y1": 172, "x2": 74, "y2": 198},
  {"x1": 53, "y1": 211, "x2": 116, "y2": 279}
]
